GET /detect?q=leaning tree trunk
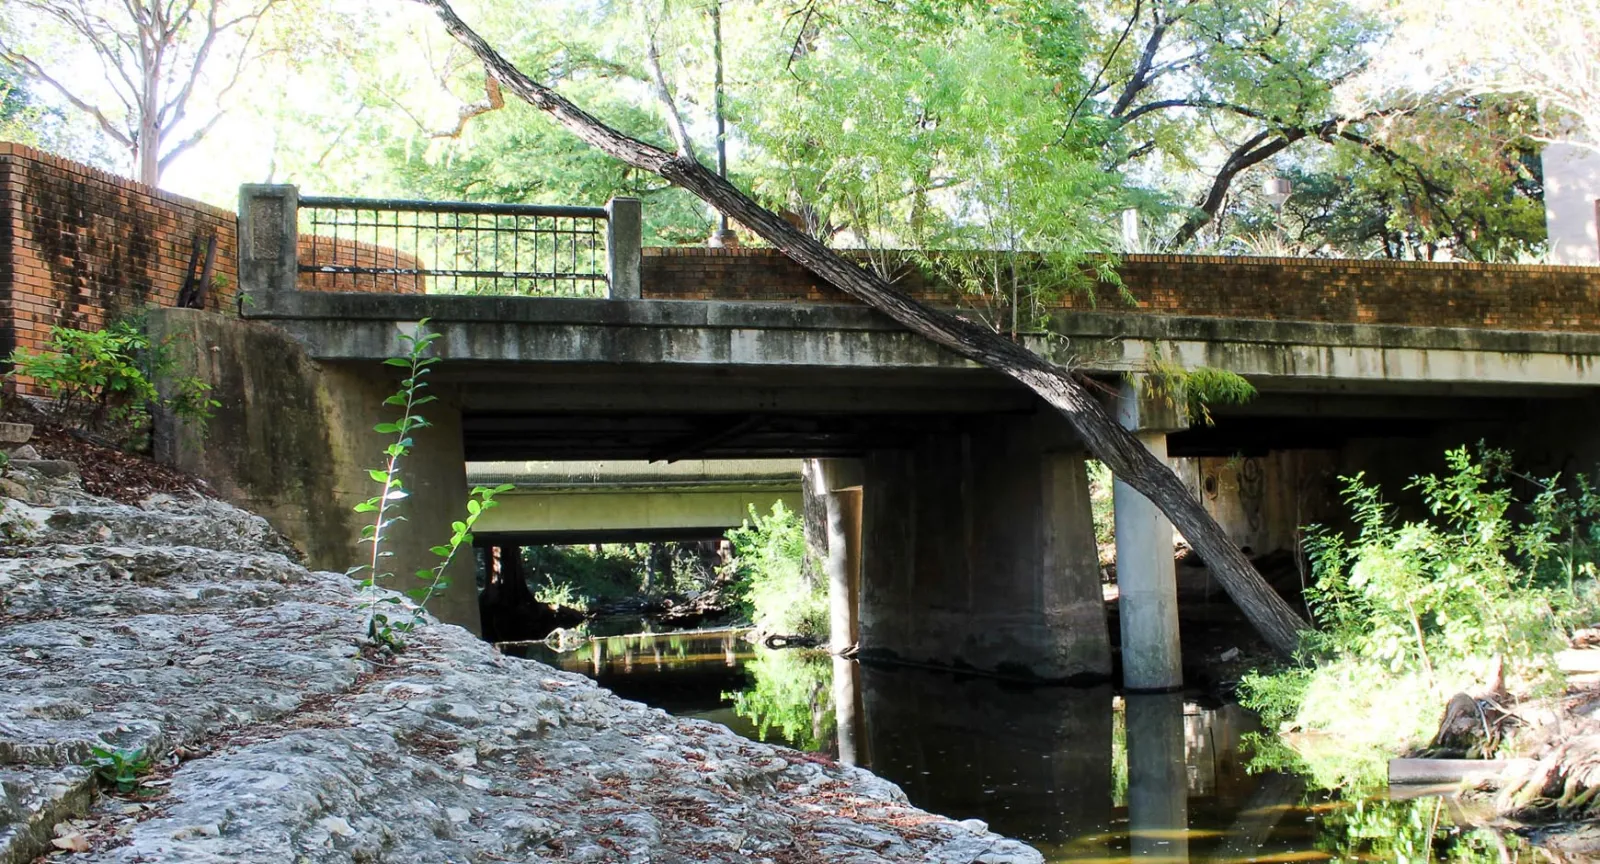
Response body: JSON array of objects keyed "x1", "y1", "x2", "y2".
[{"x1": 416, "y1": 0, "x2": 1311, "y2": 655}]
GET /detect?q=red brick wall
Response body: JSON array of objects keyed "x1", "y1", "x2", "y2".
[
  {"x1": 296, "y1": 235, "x2": 425, "y2": 294},
  {"x1": 0, "y1": 142, "x2": 239, "y2": 367},
  {"x1": 0, "y1": 144, "x2": 425, "y2": 395},
  {"x1": 641, "y1": 247, "x2": 1600, "y2": 333}
]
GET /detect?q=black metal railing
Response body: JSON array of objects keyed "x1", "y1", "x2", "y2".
[{"x1": 296, "y1": 197, "x2": 609, "y2": 296}]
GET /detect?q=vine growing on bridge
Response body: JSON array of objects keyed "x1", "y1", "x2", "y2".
[{"x1": 351, "y1": 318, "x2": 512, "y2": 649}]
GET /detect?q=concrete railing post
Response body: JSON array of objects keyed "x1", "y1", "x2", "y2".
[
  {"x1": 605, "y1": 197, "x2": 642, "y2": 300},
  {"x1": 238, "y1": 184, "x2": 298, "y2": 312},
  {"x1": 1112, "y1": 375, "x2": 1189, "y2": 692}
]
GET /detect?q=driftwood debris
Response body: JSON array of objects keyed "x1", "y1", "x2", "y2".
[{"x1": 1426, "y1": 657, "x2": 1512, "y2": 759}]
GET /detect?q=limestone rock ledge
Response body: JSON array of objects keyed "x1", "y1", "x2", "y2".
[{"x1": 0, "y1": 463, "x2": 1041, "y2": 864}]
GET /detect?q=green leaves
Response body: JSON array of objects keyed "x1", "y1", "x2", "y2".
[
  {"x1": 357, "y1": 319, "x2": 444, "y2": 650},
  {"x1": 3, "y1": 317, "x2": 218, "y2": 450},
  {"x1": 1298, "y1": 446, "x2": 1595, "y2": 688},
  {"x1": 403, "y1": 482, "x2": 509, "y2": 629},
  {"x1": 84, "y1": 745, "x2": 152, "y2": 795}
]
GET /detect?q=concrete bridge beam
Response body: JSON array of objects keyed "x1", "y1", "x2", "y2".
[
  {"x1": 858, "y1": 414, "x2": 1110, "y2": 680},
  {"x1": 1113, "y1": 377, "x2": 1186, "y2": 691}
]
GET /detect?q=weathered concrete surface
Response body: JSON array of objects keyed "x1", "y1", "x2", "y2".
[
  {"x1": 859, "y1": 415, "x2": 1111, "y2": 681},
  {"x1": 148, "y1": 308, "x2": 480, "y2": 634},
  {"x1": 1113, "y1": 379, "x2": 1185, "y2": 692},
  {"x1": 0, "y1": 463, "x2": 1042, "y2": 864},
  {"x1": 245, "y1": 292, "x2": 1600, "y2": 392}
]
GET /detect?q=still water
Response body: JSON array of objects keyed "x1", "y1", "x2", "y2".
[{"x1": 508, "y1": 629, "x2": 1529, "y2": 862}]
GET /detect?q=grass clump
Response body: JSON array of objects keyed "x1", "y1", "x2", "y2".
[{"x1": 1240, "y1": 445, "x2": 1600, "y2": 786}]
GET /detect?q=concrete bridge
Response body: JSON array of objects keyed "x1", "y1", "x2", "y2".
[
  {"x1": 152, "y1": 185, "x2": 1600, "y2": 691},
  {"x1": 464, "y1": 459, "x2": 800, "y2": 544}
]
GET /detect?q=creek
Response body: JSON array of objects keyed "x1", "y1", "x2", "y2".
[{"x1": 505, "y1": 629, "x2": 1534, "y2": 862}]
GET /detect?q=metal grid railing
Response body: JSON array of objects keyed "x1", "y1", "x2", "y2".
[{"x1": 296, "y1": 197, "x2": 609, "y2": 296}]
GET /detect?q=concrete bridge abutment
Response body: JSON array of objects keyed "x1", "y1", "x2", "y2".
[
  {"x1": 148, "y1": 308, "x2": 482, "y2": 634},
  {"x1": 856, "y1": 413, "x2": 1111, "y2": 681}
]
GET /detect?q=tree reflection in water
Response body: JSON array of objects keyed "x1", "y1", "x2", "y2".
[
  {"x1": 722, "y1": 647, "x2": 1536, "y2": 862},
  {"x1": 519, "y1": 634, "x2": 1539, "y2": 861}
]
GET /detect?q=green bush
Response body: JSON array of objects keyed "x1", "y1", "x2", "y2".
[
  {"x1": 1239, "y1": 445, "x2": 1600, "y2": 784},
  {"x1": 519, "y1": 542, "x2": 723, "y2": 612},
  {"x1": 1302, "y1": 446, "x2": 1591, "y2": 683},
  {"x1": 1086, "y1": 459, "x2": 1115, "y2": 557},
  {"x1": 727, "y1": 501, "x2": 828, "y2": 638},
  {"x1": 5, "y1": 318, "x2": 216, "y2": 448}
]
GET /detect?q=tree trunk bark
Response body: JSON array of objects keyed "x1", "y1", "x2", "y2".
[{"x1": 417, "y1": 0, "x2": 1311, "y2": 655}]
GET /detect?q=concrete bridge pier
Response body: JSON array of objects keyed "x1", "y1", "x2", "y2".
[
  {"x1": 857, "y1": 413, "x2": 1111, "y2": 680},
  {"x1": 1113, "y1": 377, "x2": 1186, "y2": 691},
  {"x1": 811, "y1": 458, "x2": 864, "y2": 655}
]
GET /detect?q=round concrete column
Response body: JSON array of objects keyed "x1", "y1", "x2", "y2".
[
  {"x1": 816, "y1": 459, "x2": 863, "y2": 655},
  {"x1": 1114, "y1": 378, "x2": 1185, "y2": 691}
]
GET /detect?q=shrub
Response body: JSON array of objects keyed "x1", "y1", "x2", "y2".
[
  {"x1": 5, "y1": 318, "x2": 215, "y2": 448},
  {"x1": 727, "y1": 501, "x2": 828, "y2": 638},
  {"x1": 1086, "y1": 459, "x2": 1115, "y2": 559},
  {"x1": 521, "y1": 542, "x2": 722, "y2": 612},
  {"x1": 1239, "y1": 445, "x2": 1600, "y2": 785},
  {"x1": 1301, "y1": 446, "x2": 1592, "y2": 686}
]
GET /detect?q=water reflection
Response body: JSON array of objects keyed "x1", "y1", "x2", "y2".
[
  {"x1": 507, "y1": 630, "x2": 1535, "y2": 863},
  {"x1": 860, "y1": 667, "x2": 1114, "y2": 846},
  {"x1": 1126, "y1": 693, "x2": 1189, "y2": 861}
]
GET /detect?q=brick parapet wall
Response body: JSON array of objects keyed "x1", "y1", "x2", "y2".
[
  {"x1": 0, "y1": 142, "x2": 240, "y2": 368},
  {"x1": 641, "y1": 247, "x2": 1600, "y2": 333},
  {"x1": 296, "y1": 235, "x2": 425, "y2": 294},
  {"x1": 0, "y1": 144, "x2": 422, "y2": 395}
]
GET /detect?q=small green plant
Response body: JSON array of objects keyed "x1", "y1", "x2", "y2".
[
  {"x1": 84, "y1": 745, "x2": 152, "y2": 794},
  {"x1": 4, "y1": 318, "x2": 217, "y2": 447},
  {"x1": 349, "y1": 319, "x2": 511, "y2": 649},
  {"x1": 534, "y1": 575, "x2": 582, "y2": 609}
]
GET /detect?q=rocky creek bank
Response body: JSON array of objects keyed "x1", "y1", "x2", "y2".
[{"x1": 0, "y1": 461, "x2": 1040, "y2": 863}]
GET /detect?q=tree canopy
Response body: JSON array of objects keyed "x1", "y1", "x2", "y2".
[
  {"x1": 258, "y1": 0, "x2": 1539, "y2": 264},
  {"x1": 0, "y1": 0, "x2": 1558, "y2": 263}
]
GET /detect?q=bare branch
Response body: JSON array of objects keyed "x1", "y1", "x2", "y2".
[
  {"x1": 1070, "y1": 0, "x2": 1140, "y2": 127},
  {"x1": 1168, "y1": 127, "x2": 1301, "y2": 248},
  {"x1": 430, "y1": 74, "x2": 504, "y2": 139},
  {"x1": 0, "y1": 42, "x2": 132, "y2": 145},
  {"x1": 645, "y1": 30, "x2": 696, "y2": 160}
]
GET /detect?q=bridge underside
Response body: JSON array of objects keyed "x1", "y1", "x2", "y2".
[{"x1": 155, "y1": 298, "x2": 1600, "y2": 684}]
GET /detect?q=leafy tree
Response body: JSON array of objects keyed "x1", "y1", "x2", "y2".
[
  {"x1": 1058, "y1": 0, "x2": 1545, "y2": 258},
  {"x1": 0, "y1": 0, "x2": 286, "y2": 186},
  {"x1": 1213, "y1": 98, "x2": 1546, "y2": 260},
  {"x1": 1365, "y1": 0, "x2": 1600, "y2": 154},
  {"x1": 0, "y1": 68, "x2": 50, "y2": 146}
]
